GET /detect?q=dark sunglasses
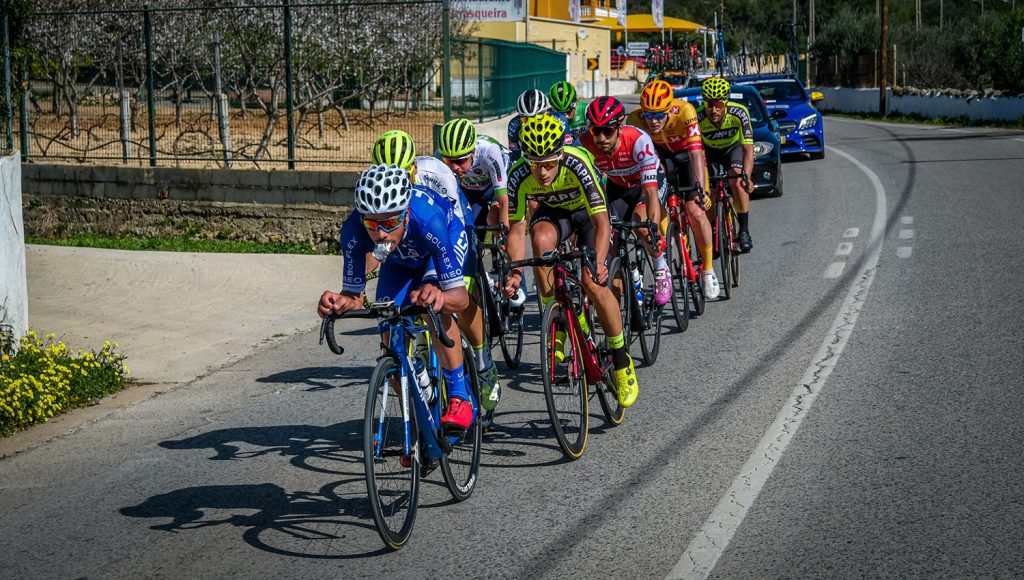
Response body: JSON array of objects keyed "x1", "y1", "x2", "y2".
[
  {"x1": 642, "y1": 111, "x2": 668, "y2": 120},
  {"x1": 590, "y1": 125, "x2": 620, "y2": 137}
]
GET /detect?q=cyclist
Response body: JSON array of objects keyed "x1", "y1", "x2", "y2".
[
  {"x1": 503, "y1": 113, "x2": 639, "y2": 408},
  {"x1": 549, "y1": 80, "x2": 588, "y2": 143},
  {"x1": 438, "y1": 118, "x2": 511, "y2": 233},
  {"x1": 506, "y1": 89, "x2": 571, "y2": 162},
  {"x1": 579, "y1": 96, "x2": 674, "y2": 307},
  {"x1": 696, "y1": 77, "x2": 755, "y2": 252},
  {"x1": 317, "y1": 164, "x2": 475, "y2": 431},
  {"x1": 371, "y1": 130, "x2": 502, "y2": 414},
  {"x1": 627, "y1": 79, "x2": 720, "y2": 298}
]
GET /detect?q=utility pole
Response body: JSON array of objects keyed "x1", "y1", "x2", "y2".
[
  {"x1": 808, "y1": 0, "x2": 815, "y2": 86},
  {"x1": 915, "y1": 0, "x2": 921, "y2": 30},
  {"x1": 879, "y1": 0, "x2": 888, "y2": 114}
]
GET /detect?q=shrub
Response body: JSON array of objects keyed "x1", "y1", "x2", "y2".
[{"x1": 0, "y1": 330, "x2": 131, "y2": 437}]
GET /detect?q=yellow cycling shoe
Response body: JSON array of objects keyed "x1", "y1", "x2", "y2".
[
  {"x1": 553, "y1": 330, "x2": 567, "y2": 363},
  {"x1": 613, "y1": 355, "x2": 638, "y2": 408}
]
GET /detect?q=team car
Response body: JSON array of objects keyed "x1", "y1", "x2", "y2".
[{"x1": 733, "y1": 73, "x2": 825, "y2": 160}]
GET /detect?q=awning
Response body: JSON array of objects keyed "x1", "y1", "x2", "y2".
[{"x1": 594, "y1": 14, "x2": 706, "y2": 33}]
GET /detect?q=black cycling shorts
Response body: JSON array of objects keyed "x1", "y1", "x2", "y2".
[
  {"x1": 605, "y1": 166, "x2": 668, "y2": 221},
  {"x1": 705, "y1": 143, "x2": 744, "y2": 173},
  {"x1": 656, "y1": 147, "x2": 702, "y2": 204},
  {"x1": 529, "y1": 204, "x2": 610, "y2": 270}
]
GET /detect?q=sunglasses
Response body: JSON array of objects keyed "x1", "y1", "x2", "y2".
[
  {"x1": 642, "y1": 111, "x2": 668, "y2": 120},
  {"x1": 443, "y1": 154, "x2": 473, "y2": 165},
  {"x1": 590, "y1": 125, "x2": 619, "y2": 137},
  {"x1": 362, "y1": 208, "x2": 407, "y2": 233},
  {"x1": 526, "y1": 156, "x2": 561, "y2": 170},
  {"x1": 707, "y1": 99, "x2": 727, "y2": 109}
]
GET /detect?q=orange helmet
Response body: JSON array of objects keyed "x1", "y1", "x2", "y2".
[{"x1": 640, "y1": 80, "x2": 675, "y2": 113}]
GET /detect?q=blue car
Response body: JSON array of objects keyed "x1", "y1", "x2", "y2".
[
  {"x1": 733, "y1": 74, "x2": 825, "y2": 159},
  {"x1": 675, "y1": 84, "x2": 784, "y2": 197}
]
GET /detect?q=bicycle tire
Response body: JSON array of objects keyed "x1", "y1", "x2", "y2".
[
  {"x1": 595, "y1": 367, "x2": 626, "y2": 426},
  {"x1": 540, "y1": 300, "x2": 588, "y2": 460},
  {"x1": 666, "y1": 221, "x2": 690, "y2": 332},
  {"x1": 608, "y1": 257, "x2": 634, "y2": 352},
  {"x1": 364, "y1": 356, "x2": 419, "y2": 551},
  {"x1": 717, "y1": 204, "x2": 732, "y2": 300},
  {"x1": 499, "y1": 302, "x2": 524, "y2": 369},
  {"x1": 440, "y1": 341, "x2": 482, "y2": 502},
  {"x1": 688, "y1": 220, "x2": 707, "y2": 316},
  {"x1": 729, "y1": 207, "x2": 741, "y2": 288},
  {"x1": 638, "y1": 247, "x2": 663, "y2": 365}
]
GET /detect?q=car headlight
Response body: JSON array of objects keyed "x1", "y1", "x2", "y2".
[
  {"x1": 798, "y1": 113, "x2": 819, "y2": 131},
  {"x1": 753, "y1": 142, "x2": 774, "y2": 157}
]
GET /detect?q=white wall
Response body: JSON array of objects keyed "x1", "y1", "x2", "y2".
[
  {"x1": 0, "y1": 151, "x2": 27, "y2": 348},
  {"x1": 817, "y1": 87, "x2": 1024, "y2": 121}
]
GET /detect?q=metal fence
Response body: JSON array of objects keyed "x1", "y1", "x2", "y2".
[{"x1": 1, "y1": 0, "x2": 459, "y2": 169}]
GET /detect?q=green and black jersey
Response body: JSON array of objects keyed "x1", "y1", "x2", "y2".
[
  {"x1": 506, "y1": 145, "x2": 607, "y2": 222},
  {"x1": 696, "y1": 102, "x2": 754, "y2": 150}
]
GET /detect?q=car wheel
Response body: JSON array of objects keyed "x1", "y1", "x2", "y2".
[{"x1": 769, "y1": 166, "x2": 784, "y2": 197}]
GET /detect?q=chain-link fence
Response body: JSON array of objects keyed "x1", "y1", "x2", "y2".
[{"x1": 1, "y1": 0, "x2": 464, "y2": 169}]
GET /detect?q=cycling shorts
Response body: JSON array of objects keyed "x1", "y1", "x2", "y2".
[
  {"x1": 656, "y1": 147, "x2": 703, "y2": 204},
  {"x1": 529, "y1": 205, "x2": 611, "y2": 270},
  {"x1": 705, "y1": 143, "x2": 744, "y2": 173},
  {"x1": 605, "y1": 166, "x2": 668, "y2": 221}
]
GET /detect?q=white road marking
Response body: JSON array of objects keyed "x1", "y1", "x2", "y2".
[
  {"x1": 1014, "y1": 138, "x2": 1024, "y2": 143},
  {"x1": 669, "y1": 145, "x2": 888, "y2": 580},
  {"x1": 843, "y1": 228, "x2": 860, "y2": 238},
  {"x1": 897, "y1": 246, "x2": 913, "y2": 258},
  {"x1": 900, "y1": 216, "x2": 914, "y2": 224},
  {"x1": 824, "y1": 262, "x2": 846, "y2": 278},
  {"x1": 899, "y1": 229, "x2": 914, "y2": 239},
  {"x1": 835, "y1": 243, "x2": 853, "y2": 256}
]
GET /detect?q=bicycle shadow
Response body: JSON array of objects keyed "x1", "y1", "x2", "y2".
[
  {"x1": 255, "y1": 364, "x2": 375, "y2": 392},
  {"x1": 119, "y1": 481, "x2": 391, "y2": 559},
  {"x1": 160, "y1": 420, "x2": 364, "y2": 476}
]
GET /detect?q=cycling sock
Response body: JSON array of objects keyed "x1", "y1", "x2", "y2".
[
  {"x1": 738, "y1": 211, "x2": 749, "y2": 233},
  {"x1": 442, "y1": 364, "x2": 470, "y2": 402},
  {"x1": 655, "y1": 253, "x2": 668, "y2": 271},
  {"x1": 701, "y1": 244, "x2": 714, "y2": 270},
  {"x1": 577, "y1": 311, "x2": 590, "y2": 337},
  {"x1": 608, "y1": 332, "x2": 629, "y2": 369},
  {"x1": 540, "y1": 293, "x2": 555, "y2": 309},
  {"x1": 472, "y1": 342, "x2": 492, "y2": 372}
]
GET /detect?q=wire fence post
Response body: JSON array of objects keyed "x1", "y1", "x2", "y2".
[
  {"x1": 283, "y1": 0, "x2": 295, "y2": 170},
  {"x1": 442, "y1": 0, "x2": 451, "y2": 122},
  {"x1": 212, "y1": 32, "x2": 231, "y2": 168},
  {"x1": 3, "y1": 14, "x2": 13, "y2": 152},
  {"x1": 144, "y1": 5, "x2": 157, "y2": 167},
  {"x1": 19, "y1": 55, "x2": 28, "y2": 159},
  {"x1": 477, "y1": 38, "x2": 483, "y2": 123}
]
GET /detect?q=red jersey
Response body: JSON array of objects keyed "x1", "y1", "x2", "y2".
[{"x1": 579, "y1": 125, "x2": 661, "y2": 190}]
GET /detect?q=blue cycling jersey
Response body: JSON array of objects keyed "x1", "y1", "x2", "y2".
[
  {"x1": 340, "y1": 185, "x2": 469, "y2": 296},
  {"x1": 507, "y1": 111, "x2": 572, "y2": 154}
]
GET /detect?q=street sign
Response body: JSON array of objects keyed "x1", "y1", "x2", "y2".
[
  {"x1": 587, "y1": 57, "x2": 600, "y2": 71},
  {"x1": 626, "y1": 41, "x2": 649, "y2": 57}
]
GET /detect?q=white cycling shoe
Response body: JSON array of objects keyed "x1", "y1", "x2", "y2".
[{"x1": 702, "y1": 270, "x2": 721, "y2": 300}]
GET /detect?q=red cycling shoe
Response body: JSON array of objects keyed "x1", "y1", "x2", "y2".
[{"x1": 441, "y1": 397, "x2": 473, "y2": 431}]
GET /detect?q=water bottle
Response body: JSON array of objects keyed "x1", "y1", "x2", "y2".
[
  {"x1": 510, "y1": 287, "x2": 527, "y2": 308},
  {"x1": 413, "y1": 358, "x2": 434, "y2": 404},
  {"x1": 630, "y1": 265, "x2": 643, "y2": 303}
]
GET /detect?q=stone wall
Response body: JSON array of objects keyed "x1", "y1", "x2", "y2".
[{"x1": 1, "y1": 152, "x2": 28, "y2": 346}]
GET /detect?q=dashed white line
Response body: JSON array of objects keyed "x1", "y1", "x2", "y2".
[
  {"x1": 897, "y1": 247, "x2": 913, "y2": 258},
  {"x1": 835, "y1": 243, "x2": 853, "y2": 256},
  {"x1": 899, "y1": 229, "x2": 914, "y2": 239},
  {"x1": 843, "y1": 228, "x2": 860, "y2": 238},
  {"x1": 669, "y1": 145, "x2": 888, "y2": 580},
  {"x1": 900, "y1": 216, "x2": 914, "y2": 225},
  {"x1": 824, "y1": 262, "x2": 846, "y2": 278}
]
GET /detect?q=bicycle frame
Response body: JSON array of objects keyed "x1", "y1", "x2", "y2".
[
  {"x1": 548, "y1": 260, "x2": 608, "y2": 385},
  {"x1": 667, "y1": 191, "x2": 701, "y2": 283}
]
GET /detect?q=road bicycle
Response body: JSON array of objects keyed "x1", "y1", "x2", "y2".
[
  {"x1": 664, "y1": 182, "x2": 707, "y2": 332},
  {"x1": 609, "y1": 217, "x2": 664, "y2": 365},
  {"x1": 708, "y1": 170, "x2": 749, "y2": 299},
  {"x1": 474, "y1": 223, "x2": 524, "y2": 370},
  {"x1": 510, "y1": 247, "x2": 625, "y2": 460},
  {"x1": 320, "y1": 302, "x2": 481, "y2": 551}
]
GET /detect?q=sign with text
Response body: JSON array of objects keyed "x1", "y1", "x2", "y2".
[
  {"x1": 626, "y1": 41, "x2": 649, "y2": 57},
  {"x1": 453, "y1": 0, "x2": 525, "y2": 22}
]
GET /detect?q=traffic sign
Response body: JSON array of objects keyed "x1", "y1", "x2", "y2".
[{"x1": 587, "y1": 57, "x2": 600, "y2": 71}]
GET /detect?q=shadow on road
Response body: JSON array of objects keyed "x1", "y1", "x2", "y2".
[{"x1": 256, "y1": 364, "x2": 375, "y2": 392}]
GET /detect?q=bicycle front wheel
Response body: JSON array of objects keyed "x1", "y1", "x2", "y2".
[
  {"x1": 729, "y1": 207, "x2": 741, "y2": 288},
  {"x1": 440, "y1": 341, "x2": 482, "y2": 502},
  {"x1": 717, "y1": 204, "x2": 732, "y2": 300},
  {"x1": 499, "y1": 301, "x2": 524, "y2": 369},
  {"x1": 638, "y1": 249, "x2": 663, "y2": 365},
  {"x1": 364, "y1": 356, "x2": 419, "y2": 551},
  {"x1": 666, "y1": 221, "x2": 690, "y2": 332},
  {"x1": 540, "y1": 300, "x2": 589, "y2": 459},
  {"x1": 688, "y1": 220, "x2": 707, "y2": 316}
]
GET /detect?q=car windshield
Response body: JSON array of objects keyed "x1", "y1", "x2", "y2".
[
  {"x1": 662, "y1": 74, "x2": 685, "y2": 86},
  {"x1": 748, "y1": 80, "x2": 807, "y2": 102}
]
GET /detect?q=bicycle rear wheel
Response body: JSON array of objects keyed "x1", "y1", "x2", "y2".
[
  {"x1": 717, "y1": 204, "x2": 732, "y2": 300},
  {"x1": 540, "y1": 300, "x2": 588, "y2": 460},
  {"x1": 637, "y1": 248, "x2": 663, "y2": 365},
  {"x1": 729, "y1": 207, "x2": 741, "y2": 288},
  {"x1": 440, "y1": 341, "x2": 482, "y2": 502},
  {"x1": 499, "y1": 302, "x2": 524, "y2": 369},
  {"x1": 666, "y1": 221, "x2": 690, "y2": 332},
  {"x1": 688, "y1": 221, "x2": 707, "y2": 316},
  {"x1": 595, "y1": 368, "x2": 626, "y2": 426},
  {"x1": 364, "y1": 357, "x2": 419, "y2": 551}
]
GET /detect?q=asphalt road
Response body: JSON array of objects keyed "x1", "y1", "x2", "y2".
[{"x1": 2, "y1": 118, "x2": 1024, "y2": 579}]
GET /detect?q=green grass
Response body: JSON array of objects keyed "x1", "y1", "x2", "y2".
[
  {"x1": 824, "y1": 110, "x2": 1024, "y2": 130},
  {"x1": 27, "y1": 233, "x2": 323, "y2": 255}
]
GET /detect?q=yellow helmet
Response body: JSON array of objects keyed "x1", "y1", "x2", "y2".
[
  {"x1": 519, "y1": 114, "x2": 565, "y2": 158},
  {"x1": 701, "y1": 77, "x2": 731, "y2": 102},
  {"x1": 641, "y1": 80, "x2": 675, "y2": 112}
]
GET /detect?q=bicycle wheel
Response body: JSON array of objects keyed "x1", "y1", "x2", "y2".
[
  {"x1": 717, "y1": 204, "x2": 732, "y2": 300},
  {"x1": 499, "y1": 300, "x2": 524, "y2": 369},
  {"x1": 540, "y1": 300, "x2": 588, "y2": 459},
  {"x1": 687, "y1": 221, "x2": 707, "y2": 316},
  {"x1": 637, "y1": 248, "x2": 663, "y2": 365},
  {"x1": 608, "y1": 256, "x2": 634, "y2": 352},
  {"x1": 729, "y1": 207, "x2": 741, "y2": 288},
  {"x1": 595, "y1": 366, "x2": 626, "y2": 426},
  {"x1": 364, "y1": 356, "x2": 419, "y2": 551},
  {"x1": 440, "y1": 341, "x2": 482, "y2": 502},
  {"x1": 666, "y1": 221, "x2": 690, "y2": 332}
]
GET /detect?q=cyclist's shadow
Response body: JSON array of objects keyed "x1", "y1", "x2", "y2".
[
  {"x1": 160, "y1": 420, "x2": 364, "y2": 476},
  {"x1": 256, "y1": 363, "x2": 376, "y2": 392},
  {"x1": 119, "y1": 481, "x2": 389, "y2": 559}
]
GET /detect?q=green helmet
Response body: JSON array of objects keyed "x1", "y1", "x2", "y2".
[
  {"x1": 438, "y1": 118, "x2": 477, "y2": 158},
  {"x1": 519, "y1": 113, "x2": 565, "y2": 158},
  {"x1": 372, "y1": 130, "x2": 416, "y2": 170},
  {"x1": 548, "y1": 81, "x2": 577, "y2": 113},
  {"x1": 701, "y1": 77, "x2": 731, "y2": 102}
]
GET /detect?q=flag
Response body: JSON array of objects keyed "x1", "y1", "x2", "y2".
[
  {"x1": 569, "y1": 0, "x2": 580, "y2": 23},
  {"x1": 652, "y1": 0, "x2": 663, "y2": 28},
  {"x1": 617, "y1": 0, "x2": 627, "y2": 27}
]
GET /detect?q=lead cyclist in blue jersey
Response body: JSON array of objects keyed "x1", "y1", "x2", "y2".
[{"x1": 317, "y1": 164, "x2": 476, "y2": 431}]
